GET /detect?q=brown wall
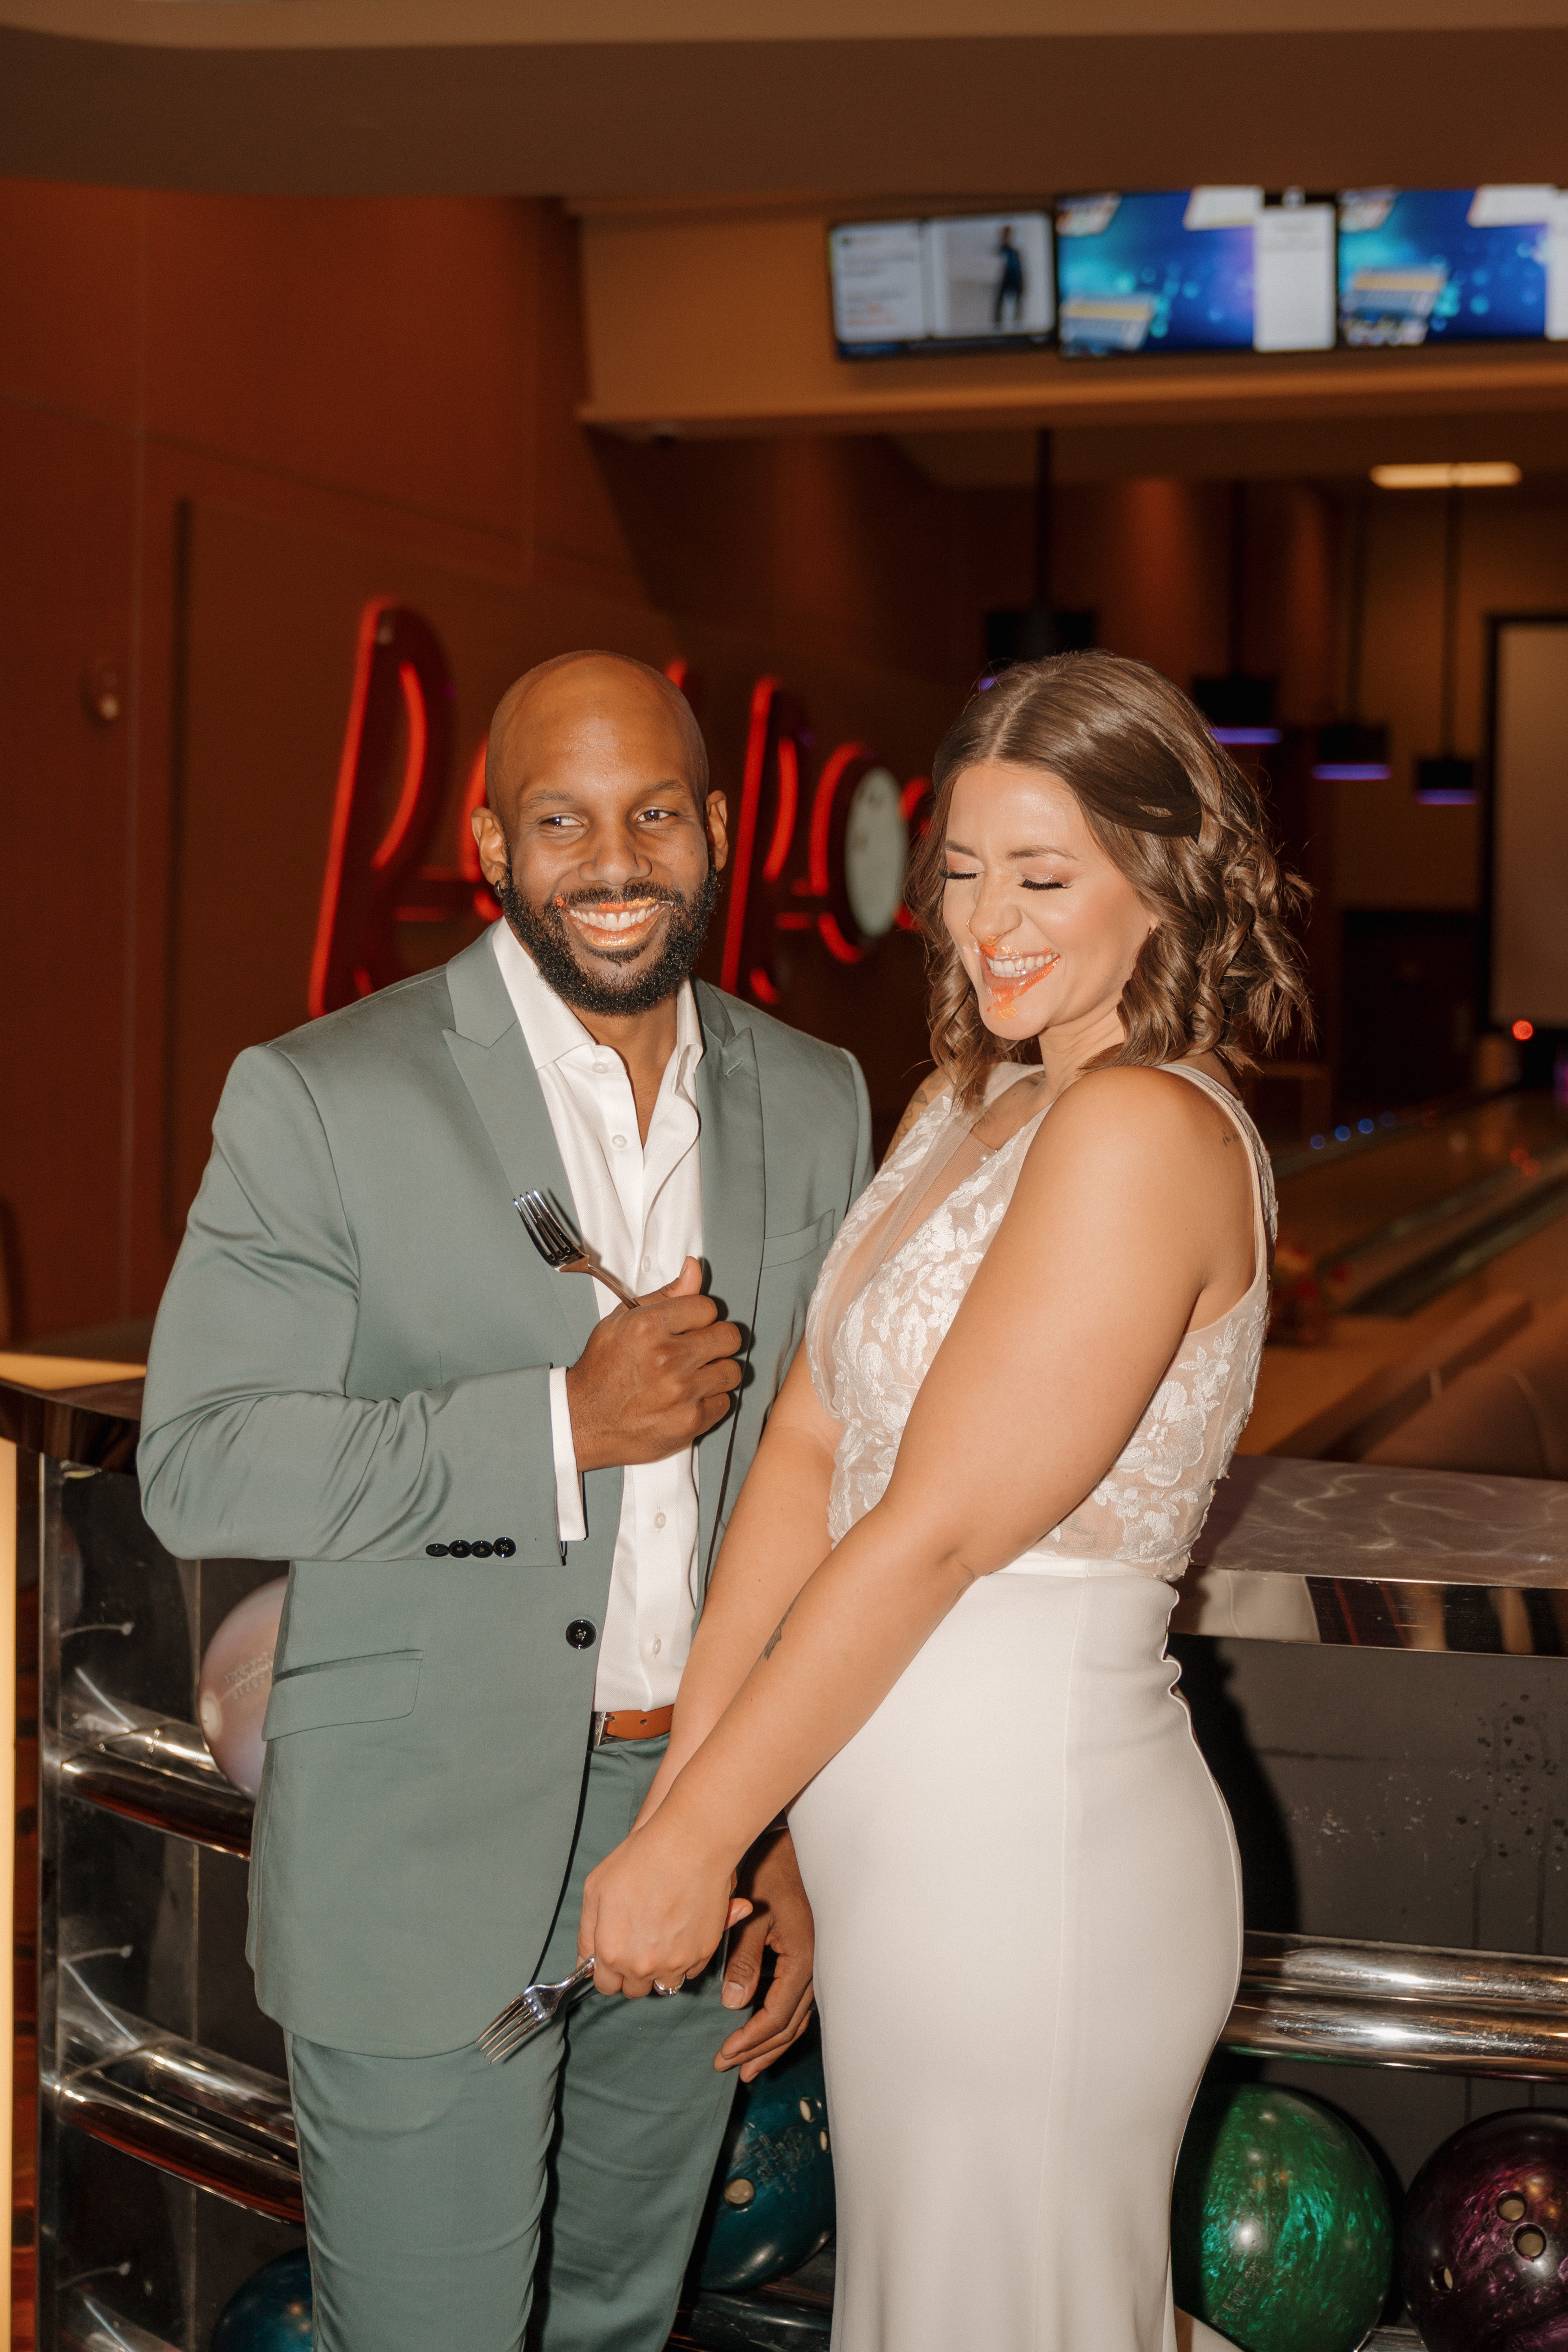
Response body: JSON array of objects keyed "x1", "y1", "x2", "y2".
[
  {"x1": 0, "y1": 180, "x2": 1017, "y2": 1344},
  {"x1": 8, "y1": 176, "x2": 1568, "y2": 1344}
]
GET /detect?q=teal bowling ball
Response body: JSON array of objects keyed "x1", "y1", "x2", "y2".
[
  {"x1": 698, "y1": 2040, "x2": 835, "y2": 2293},
  {"x1": 210, "y1": 2249, "x2": 313, "y2": 2351},
  {"x1": 1172, "y1": 2084, "x2": 1393, "y2": 2352}
]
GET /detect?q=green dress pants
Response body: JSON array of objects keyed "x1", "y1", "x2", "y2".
[{"x1": 285, "y1": 1736, "x2": 739, "y2": 2352}]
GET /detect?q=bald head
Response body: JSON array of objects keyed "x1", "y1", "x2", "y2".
[{"x1": 485, "y1": 650, "x2": 708, "y2": 816}]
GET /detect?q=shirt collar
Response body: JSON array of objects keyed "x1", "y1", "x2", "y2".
[{"x1": 490, "y1": 918, "x2": 703, "y2": 1082}]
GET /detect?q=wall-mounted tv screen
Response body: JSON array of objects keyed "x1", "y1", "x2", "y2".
[
  {"x1": 1053, "y1": 188, "x2": 1336, "y2": 357},
  {"x1": 1337, "y1": 187, "x2": 1568, "y2": 346},
  {"x1": 829, "y1": 212, "x2": 1054, "y2": 358}
]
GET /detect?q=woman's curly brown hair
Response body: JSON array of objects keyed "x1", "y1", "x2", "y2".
[{"x1": 908, "y1": 650, "x2": 1313, "y2": 1109}]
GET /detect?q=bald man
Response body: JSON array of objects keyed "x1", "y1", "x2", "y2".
[{"x1": 139, "y1": 654, "x2": 872, "y2": 2352}]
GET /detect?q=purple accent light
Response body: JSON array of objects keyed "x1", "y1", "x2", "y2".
[
  {"x1": 1211, "y1": 726, "x2": 1283, "y2": 746},
  {"x1": 1312, "y1": 763, "x2": 1393, "y2": 782},
  {"x1": 1415, "y1": 788, "x2": 1478, "y2": 806}
]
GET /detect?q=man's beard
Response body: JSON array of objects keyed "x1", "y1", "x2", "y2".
[{"x1": 496, "y1": 859, "x2": 721, "y2": 1019}]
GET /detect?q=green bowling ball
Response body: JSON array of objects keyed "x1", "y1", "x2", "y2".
[
  {"x1": 209, "y1": 2249, "x2": 313, "y2": 2351},
  {"x1": 698, "y1": 2039, "x2": 835, "y2": 2293},
  {"x1": 1172, "y1": 2084, "x2": 1393, "y2": 2352}
]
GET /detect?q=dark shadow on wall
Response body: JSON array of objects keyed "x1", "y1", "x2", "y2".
[{"x1": 1170, "y1": 1632, "x2": 1300, "y2": 1935}]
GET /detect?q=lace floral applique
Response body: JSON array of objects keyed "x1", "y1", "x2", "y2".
[{"x1": 805, "y1": 1068, "x2": 1275, "y2": 1578}]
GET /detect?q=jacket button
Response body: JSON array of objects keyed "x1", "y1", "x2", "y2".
[
  {"x1": 471, "y1": 1541, "x2": 494, "y2": 1558},
  {"x1": 449, "y1": 1540, "x2": 473, "y2": 1559},
  {"x1": 494, "y1": 1538, "x2": 516, "y2": 1558},
  {"x1": 426, "y1": 1543, "x2": 449, "y2": 1558},
  {"x1": 565, "y1": 1620, "x2": 597, "y2": 1650}
]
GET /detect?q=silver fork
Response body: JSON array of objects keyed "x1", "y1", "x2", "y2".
[
  {"x1": 478, "y1": 1957, "x2": 598, "y2": 2062},
  {"x1": 514, "y1": 1192, "x2": 641, "y2": 1311}
]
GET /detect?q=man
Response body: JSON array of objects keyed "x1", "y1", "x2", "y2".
[{"x1": 138, "y1": 652, "x2": 872, "y2": 2352}]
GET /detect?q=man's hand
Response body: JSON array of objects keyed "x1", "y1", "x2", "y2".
[
  {"x1": 715, "y1": 1827, "x2": 815, "y2": 2082},
  {"x1": 565, "y1": 1258, "x2": 743, "y2": 1471}
]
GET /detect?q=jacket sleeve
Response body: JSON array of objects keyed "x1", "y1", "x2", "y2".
[
  {"x1": 843, "y1": 1048, "x2": 875, "y2": 1207},
  {"x1": 137, "y1": 1043, "x2": 561, "y2": 1566}
]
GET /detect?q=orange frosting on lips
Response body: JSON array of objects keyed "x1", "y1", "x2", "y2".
[{"x1": 975, "y1": 935, "x2": 1059, "y2": 1019}]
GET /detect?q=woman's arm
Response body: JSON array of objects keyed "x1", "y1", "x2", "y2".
[
  {"x1": 580, "y1": 1065, "x2": 1252, "y2": 1994},
  {"x1": 637, "y1": 1342, "x2": 841, "y2": 1821}
]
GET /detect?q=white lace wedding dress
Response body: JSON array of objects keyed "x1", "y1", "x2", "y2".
[{"x1": 788, "y1": 1062, "x2": 1275, "y2": 2352}]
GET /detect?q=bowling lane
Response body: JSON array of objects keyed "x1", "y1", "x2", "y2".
[
  {"x1": 1242, "y1": 1090, "x2": 1568, "y2": 1457},
  {"x1": 1273, "y1": 1092, "x2": 1568, "y2": 1316}
]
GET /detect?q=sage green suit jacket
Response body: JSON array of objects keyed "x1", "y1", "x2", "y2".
[{"x1": 138, "y1": 932, "x2": 871, "y2": 2055}]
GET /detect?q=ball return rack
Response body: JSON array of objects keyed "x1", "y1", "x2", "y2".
[{"x1": 8, "y1": 1381, "x2": 1568, "y2": 2349}]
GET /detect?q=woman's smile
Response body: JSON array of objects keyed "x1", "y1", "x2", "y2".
[{"x1": 976, "y1": 940, "x2": 1060, "y2": 988}]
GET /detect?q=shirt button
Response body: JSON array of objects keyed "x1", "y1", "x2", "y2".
[
  {"x1": 642, "y1": 1255, "x2": 651, "y2": 1271},
  {"x1": 592, "y1": 1061, "x2": 608, "y2": 1074},
  {"x1": 654, "y1": 1511, "x2": 667, "y2": 1529},
  {"x1": 652, "y1": 1637, "x2": 662, "y2": 1655},
  {"x1": 612, "y1": 1134, "x2": 627, "y2": 1149},
  {"x1": 565, "y1": 1620, "x2": 597, "y2": 1650}
]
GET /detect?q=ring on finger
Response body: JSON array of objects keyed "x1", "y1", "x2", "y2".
[{"x1": 653, "y1": 1979, "x2": 681, "y2": 1997}]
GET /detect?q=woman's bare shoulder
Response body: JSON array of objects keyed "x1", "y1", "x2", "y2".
[
  {"x1": 880, "y1": 1067, "x2": 955, "y2": 1164},
  {"x1": 1024, "y1": 1063, "x2": 1243, "y2": 1175}
]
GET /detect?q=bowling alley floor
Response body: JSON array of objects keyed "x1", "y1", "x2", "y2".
[
  {"x1": 667, "y1": 2252, "x2": 1427, "y2": 2348},
  {"x1": 672, "y1": 2243, "x2": 833, "y2": 2348},
  {"x1": 1241, "y1": 1088, "x2": 1568, "y2": 1457}
]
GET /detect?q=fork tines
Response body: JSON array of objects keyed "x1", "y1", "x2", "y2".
[
  {"x1": 478, "y1": 1991, "x2": 549, "y2": 2063},
  {"x1": 514, "y1": 1191, "x2": 579, "y2": 1267}
]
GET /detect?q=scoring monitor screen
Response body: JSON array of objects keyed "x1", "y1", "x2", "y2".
[
  {"x1": 829, "y1": 213, "x2": 1055, "y2": 358},
  {"x1": 1054, "y1": 188, "x2": 1337, "y2": 356},
  {"x1": 1337, "y1": 188, "x2": 1568, "y2": 346}
]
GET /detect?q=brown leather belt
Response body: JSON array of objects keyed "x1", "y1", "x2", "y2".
[{"x1": 590, "y1": 1705, "x2": 674, "y2": 1747}]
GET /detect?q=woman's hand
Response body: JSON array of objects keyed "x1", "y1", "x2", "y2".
[{"x1": 579, "y1": 1810, "x2": 752, "y2": 1998}]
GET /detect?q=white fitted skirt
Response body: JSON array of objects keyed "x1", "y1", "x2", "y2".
[{"x1": 789, "y1": 1562, "x2": 1243, "y2": 2352}]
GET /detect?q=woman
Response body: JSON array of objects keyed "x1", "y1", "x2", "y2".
[{"x1": 580, "y1": 652, "x2": 1310, "y2": 2351}]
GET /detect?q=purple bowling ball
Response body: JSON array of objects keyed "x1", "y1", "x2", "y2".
[{"x1": 1402, "y1": 2109, "x2": 1568, "y2": 2352}]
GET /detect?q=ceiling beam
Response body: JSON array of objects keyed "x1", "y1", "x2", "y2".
[{"x1": 3, "y1": 25, "x2": 1568, "y2": 197}]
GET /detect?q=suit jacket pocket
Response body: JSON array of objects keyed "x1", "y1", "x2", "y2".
[
  {"x1": 262, "y1": 1650, "x2": 422, "y2": 1740},
  {"x1": 760, "y1": 1207, "x2": 837, "y2": 1269}
]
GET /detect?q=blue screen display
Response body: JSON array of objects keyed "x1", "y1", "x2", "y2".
[
  {"x1": 1055, "y1": 191, "x2": 1257, "y2": 355},
  {"x1": 1338, "y1": 189, "x2": 1553, "y2": 346}
]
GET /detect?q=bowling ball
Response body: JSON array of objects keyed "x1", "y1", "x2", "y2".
[
  {"x1": 1401, "y1": 2108, "x2": 1568, "y2": 2352},
  {"x1": 1172, "y1": 2083, "x2": 1393, "y2": 2352},
  {"x1": 697, "y1": 2039, "x2": 835, "y2": 2293},
  {"x1": 197, "y1": 1578, "x2": 286, "y2": 1795},
  {"x1": 209, "y1": 2248, "x2": 312, "y2": 2351}
]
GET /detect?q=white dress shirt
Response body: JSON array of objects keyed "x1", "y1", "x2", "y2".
[{"x1": 492, "y1": 920, "x2": 704, "y2": 1711}]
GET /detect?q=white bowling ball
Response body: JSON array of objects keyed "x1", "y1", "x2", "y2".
[{"x1": 197, "y1": 1579, "x2": 287, "y2": 1796}]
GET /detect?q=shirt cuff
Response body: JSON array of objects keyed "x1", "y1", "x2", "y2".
[{"x1": 548, "y1": 1365, "x2": 587, "y2": 1544}]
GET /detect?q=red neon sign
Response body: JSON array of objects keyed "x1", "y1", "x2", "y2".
[
  {"x1": 310, "y1": 601, "x2": 456, "y2": 1017},
  {"x1": 314, "y1": 603, "x2": 923, "y2": 1020}
]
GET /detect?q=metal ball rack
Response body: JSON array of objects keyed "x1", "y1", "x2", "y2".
[{"x1": 9, "y1": 1378, "x2": 1568, "y2": 2352}]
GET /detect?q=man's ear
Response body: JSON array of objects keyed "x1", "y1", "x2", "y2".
[
  {"x1": 472, "y1": 803, "x2": 510, "y2": 889},
  {"x1": 706, "y1": 789, "x2": 730, "y2": 876}
]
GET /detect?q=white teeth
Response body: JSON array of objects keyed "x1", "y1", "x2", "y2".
[
  {"x1": 569, "y1": 905, "x2": 661, "y2": 935},
  {"x1": 986, "y1": 952, "x2": 1056, "y2": 979}
]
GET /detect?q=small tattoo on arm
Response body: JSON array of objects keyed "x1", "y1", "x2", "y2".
[{"x1": 762, "y1": 1599, "x2": 799, "y2": 1661}]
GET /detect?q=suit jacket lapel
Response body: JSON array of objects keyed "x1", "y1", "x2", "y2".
[
  {"x1": 693, "y1": 982, "x2": 766, "y2": 1581},
  {"x1": 442, "y1": 932, "x2": 599, "y2": 1365}
]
